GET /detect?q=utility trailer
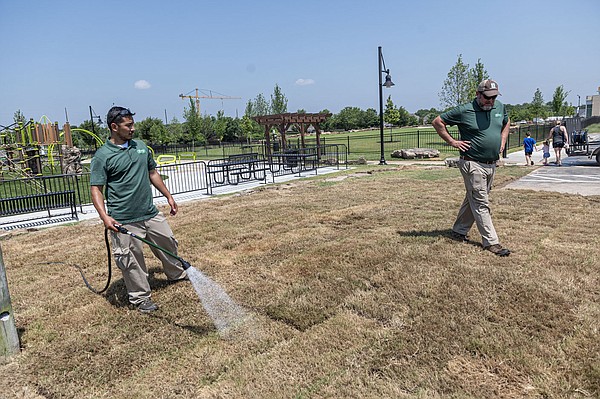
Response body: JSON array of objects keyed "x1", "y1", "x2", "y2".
[{"x1": 566, "y1": 130, "x2": 600, "y2": 165}]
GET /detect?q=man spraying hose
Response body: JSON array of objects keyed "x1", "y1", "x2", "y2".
[{"x1": 90, "y1": 106, "x2": 187, "y2": 313}]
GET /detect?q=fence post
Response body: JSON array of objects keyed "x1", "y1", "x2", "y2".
[{"x1": 0, "y1": 244, "x2": 20, "y2": 363}]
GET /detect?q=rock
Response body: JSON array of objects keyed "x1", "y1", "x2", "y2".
[
  {"x1": 62, "y1": 145, "x2": 82, "y2": 174},
  {"x1": 445, "y1": 157, "x2": 460, "y2": 168},
  {"x1": 348, "y1": 157, "x2": 367, "y2": 165},
  {"x1": 391, "y1": 148, "x2": 440, "y2": 159}
]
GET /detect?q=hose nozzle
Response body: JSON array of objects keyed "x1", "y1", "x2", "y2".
[
  {"x1": 114, "y1": 224, "x2": 128, "y2": 234},
  {"x1": 180, "y1": 259, "x2": 192, "y2": 270}
]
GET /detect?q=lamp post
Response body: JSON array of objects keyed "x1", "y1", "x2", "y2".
[
  {"x1": 378, "y1": 46, "x2": 395, "y2": 165},
  {"x1": 89, "y1": 106, "x2": 103, "y2": 149}
]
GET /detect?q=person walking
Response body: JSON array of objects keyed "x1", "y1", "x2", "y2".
[
  {"x1": 432, "y1": 79, "x2": 511, "y2": 256},
  {"x1": 547, "y1": 120, "x2": 569, "y2": 166},
  {"x1": 522, "y1": 131, "x2": 537, "y2": 166},
  {"x1": 541, "y1": 139, "x2": 551, "y2": 165},
  {"x1": 90, "y1": 106, "x2": 187, "y2": 313}
]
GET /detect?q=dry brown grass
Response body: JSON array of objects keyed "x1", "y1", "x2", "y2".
[{"x1": 0, "y1": 165, "x2": 599, "y2": 398}]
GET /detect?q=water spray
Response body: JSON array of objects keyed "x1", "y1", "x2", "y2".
[{"x1": 114, "y1": 224, "x2": 250, "y2": 336}]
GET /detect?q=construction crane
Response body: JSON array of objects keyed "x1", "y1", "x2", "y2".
[{"x1": 178, "y1": 88, "x2": 241, "y2": 115}]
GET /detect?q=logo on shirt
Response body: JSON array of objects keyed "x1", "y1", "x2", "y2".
[
  {"x1": 137, "y1": 149, "x2": 146, "y2": 154},
  {"x1": 494, "y1": 113, "x2": 502, "y2": 118}
]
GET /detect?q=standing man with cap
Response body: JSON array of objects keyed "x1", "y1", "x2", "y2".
[
  {"x1": 90, "y1": 106, "x2": 188, "y2": 313},
  {"x1": 432, "y1": 79, "x2": 511, "y2": 256}
]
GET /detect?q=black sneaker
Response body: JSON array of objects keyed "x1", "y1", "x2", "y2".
[
  {"x1": 137, "y1": 299, "x2": 159, "y2": 313},
  {"x1": 484, "y1": 244, "x2": 511, "y2": 257},
  {"x1": 451, "y1": 231, "x2": 469, "y2": 242}
]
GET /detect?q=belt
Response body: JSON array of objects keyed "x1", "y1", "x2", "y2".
[{"x1": 460, "y1": 155, "x2": 496, "y2": 164}]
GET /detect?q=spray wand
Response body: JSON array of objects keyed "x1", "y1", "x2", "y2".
[{"x1": 114, "y1": 224, "x2": 191, "y2": 270}]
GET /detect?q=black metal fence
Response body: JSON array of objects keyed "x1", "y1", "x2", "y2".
[
  {"x1": 0, "y1": 144, "x2": 348, "y2": 223},
  {"x1": 151, "y1": 160, "x2": 211, "y2": 197},
  {"x1": 505, "y1": 123, "x2": 554, "y2": 152},
  {"x1": 0, "y1": 174, "x2": 91, "y2": 213}
]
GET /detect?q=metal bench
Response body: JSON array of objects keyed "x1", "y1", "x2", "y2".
[{"x1": 0, "y1": 190, "x2": 78, "y2": 229}]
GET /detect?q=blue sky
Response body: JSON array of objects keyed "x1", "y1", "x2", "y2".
[{"x1": 1, "y1": 0, "x2": 599, "y2": 126}]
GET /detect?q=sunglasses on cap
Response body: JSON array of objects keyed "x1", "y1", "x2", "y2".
[{"x1": 108, "y1": 108, "x2": 135, "y2": 126}]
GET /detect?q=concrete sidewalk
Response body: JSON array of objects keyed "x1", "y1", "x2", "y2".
[{"x1": 502, "y1": 133, "x2": 600, "y2": 166}]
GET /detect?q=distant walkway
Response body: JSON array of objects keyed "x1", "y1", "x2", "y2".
[{"x1": 503, "y1": 133, "x2": 600, "y2": 196}]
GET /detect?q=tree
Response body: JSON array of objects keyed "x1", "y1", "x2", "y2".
[
  {"x1": 136, "y1": 117, "x2": 165, "y2": 142},
  {"x1": 468, "y1": 59, "x2": 489, "y2": 99},
  {"x1": 551, "y1": 85, "x2": 570, "y2": 116},
  {"x1": 13, "y1": 110, "x2": 26, "y2": 124},
  {"x1": 270, "y1": 83, "x2": 288, "y2": 114},
  {"x1": 415, "y1": 108, "x2": 439, "y2": 125},
  {"x1": 384, "y1": 96, "x2": 401, "y2": 126},
  {"x1": 334, "y1": 107, "x2": 363, "y2": 131},
  {"x1": 397, "y1": 106, "x2": 417, "y2": 127},
  {"x1": 439, "y1": 54, "x2": 471, "y2": 109},
  {"x1": 166, "y1": 116, "x2": 184, "y2": 144},
  {"x1": 199, "y1": 114, "x2": 216, "y2": 143},
  {"x1": 531, "y1": 88, "x2": 548, "y2": 121},
  {"x1": 149, "y1": 123, "x2": 169, "y2": 144},
  {"x1": 240, "y1": 115, "x2": 262, "y2": 140},
  {"x1": 363, "y1": 108, "x2": 379, "y2": 127},
  {"x1": 182, "y1": 99, "x2": 205, "y2": 145},
  {"x1": 506, "y1": 103, "x2": 531, "y2": 122},
  {"x1": 222, "y1": 118, "x2": 243, "y2": 142},
  {"x1": 245, "y1": 93, "x2": 270, "y2": 117},
  {"x1": 213, "y1": 110, "x2": 228, "y2": 141},
  {"x1": 73, "y1": 119, "x2": 108, "y2": 147},
  {"x1": 319, "y1": 109, "x2": 333, "y2": 131}
]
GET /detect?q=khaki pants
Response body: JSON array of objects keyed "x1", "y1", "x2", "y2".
[
  {"x1": 110, "y1": 212, "x2": 187, "y2": 305},
  {"x1": 453, "y1": 159, "x2": 499, "y2": 247}
]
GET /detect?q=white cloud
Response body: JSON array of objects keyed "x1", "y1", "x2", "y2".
[
  {"x1": 134, "y1": 80, "x2": 151, "y2": 89},
  {"x1": 295, "y1": 78, "x2": 315, "y2": 86}
]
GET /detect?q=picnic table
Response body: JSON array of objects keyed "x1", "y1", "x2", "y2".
[{"x1": 207, "y1": 153, "x2": 269, "y2": 185}]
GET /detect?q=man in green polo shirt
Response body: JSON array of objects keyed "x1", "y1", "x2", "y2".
[
  {"x1": 90, "y1": 106, "x2": 187, "y2": 312},
  {"x1": 432, "y1": 79, "x2": 511, "y2": 256}
]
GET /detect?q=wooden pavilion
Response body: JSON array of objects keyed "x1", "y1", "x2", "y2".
[{"x1": 252, "y1": 112, "x2": 331, "y2": 156}]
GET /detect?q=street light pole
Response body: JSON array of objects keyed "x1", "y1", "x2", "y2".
[
  {"x1": 378, "y1": 46, "x2": 394, "y2": 165},
  {"x1": 89, "y1": 106, "x2": 103, "y2": 149}
]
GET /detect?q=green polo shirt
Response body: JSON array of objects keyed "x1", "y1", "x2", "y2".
[
  {"x1": 441, "y1": 99, "x2": 508, "y2": 162},
  {"x1": 90, "y1": 139, "x2": 158, "y2": 224}
]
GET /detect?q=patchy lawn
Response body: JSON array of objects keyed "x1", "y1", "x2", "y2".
[{"x1": 1, "y1": 164, "x2": 598, "y2": 398}]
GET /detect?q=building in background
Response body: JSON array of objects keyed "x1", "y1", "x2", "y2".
[{"x1": 584, "y1": 87, "x2": 600, "y2": 118}]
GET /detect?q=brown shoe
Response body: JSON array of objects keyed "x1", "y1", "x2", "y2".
[{"x1": 484, "y1": 244, "x2": 511, "y2": 257}]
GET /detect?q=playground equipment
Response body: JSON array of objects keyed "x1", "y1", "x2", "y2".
[{"x1": 0, "y1": 117, "x2": 95, "y2": 180}]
